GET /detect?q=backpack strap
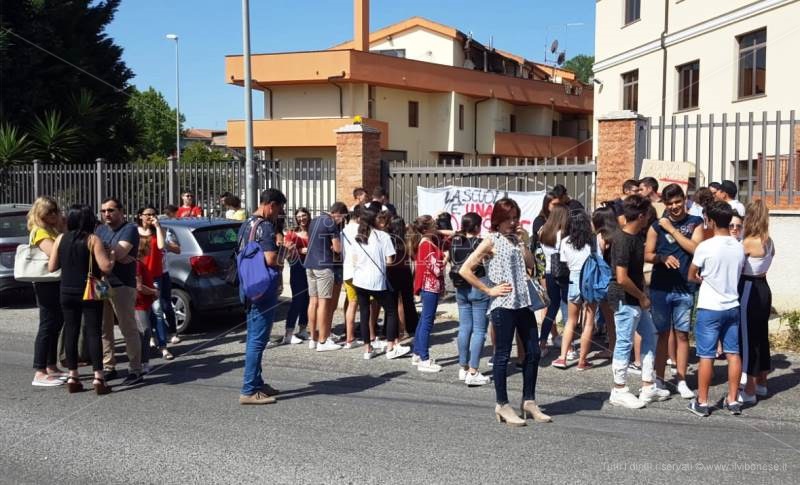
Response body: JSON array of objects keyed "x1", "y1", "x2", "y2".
[{"x1": 248, "y1": 218, "x2": 265, "y2": 242}]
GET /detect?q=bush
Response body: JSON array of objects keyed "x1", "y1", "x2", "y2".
[{"x1": 772, "y1": 311, "x2": 800, "y2": 351}]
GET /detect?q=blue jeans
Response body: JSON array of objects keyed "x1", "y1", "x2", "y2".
[
  {"x1": 148, "y1": 299, "x2": 168, "y2": 348},
  {"x1": 156, "y1": 273, "x2": 177, "y2": 334},
  {"x1": 286, "y1": 261, "x2": 309, "y2": 331},
  {"x1": 695, "y1": 307, "x2": 740, "y2": 359},
  {"x1": 456, "y1": 284, "x2": 490, "y2": 369},
  {"x1": 612, "y1": 303, "x2": 656, "y2": 385},
  {"x1": 413, "y1": 290, "x2": 439, "y2": 361},
  {"x1": 241, "y1": 292, "x2": 278, "y2": 396},
  {"x1": 650, "y1": 289, "x2": 694, "y2": 333},
  {"x1": 491, "y1": 307, "x2": 539, "y2": 405},
  {"x1": 540, "y1": 273, "x2": 568, "y2": 343}
]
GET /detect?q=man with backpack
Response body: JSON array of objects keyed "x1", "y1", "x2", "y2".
[
  {"x1": 645, "y1": 184, "x2": 705, "y2": 399},
  {"x1": 237, "y1": 188, "x2": 287, "y2": 405}
]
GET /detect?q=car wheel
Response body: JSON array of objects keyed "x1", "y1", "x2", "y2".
[{"x1": 171, "y1": 288, "x2": 192, "y2": 334}]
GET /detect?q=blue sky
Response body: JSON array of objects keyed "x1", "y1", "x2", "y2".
[{"x1": 106, "y1": 0, "x2": 596, "y2": 130}]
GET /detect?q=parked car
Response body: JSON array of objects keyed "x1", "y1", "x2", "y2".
[
  {"x1": 0, "y1": 204, "x2": 33, "y2": 295},
  {"x1": 160, "y1": 218, "x2": 244, "y2": 332}
]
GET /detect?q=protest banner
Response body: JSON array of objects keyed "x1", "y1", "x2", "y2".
[{"x1": 417, "y1": 185, "x2": 545, "y2": 234}]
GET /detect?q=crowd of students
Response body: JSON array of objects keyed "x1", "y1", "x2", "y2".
[{"x1": 24, "y1": 178, "x2": 775, "y2": 424}]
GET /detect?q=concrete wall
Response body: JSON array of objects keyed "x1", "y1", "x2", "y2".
[
  {"x1": 266, "y1": 85, "x2": 366, "y2": 119},
  {"x1": 372, "y1": 86, "x2": 451, "y2": 160},
  {"x1": 272, "y1": 147, "x2": 336, "y2": 161},
  {"x1": 765, "y1": 214, "x2": 800, "y2": 312},
  {"x1": 370, "y1": 26, "x2": 458, "y2": 66}
]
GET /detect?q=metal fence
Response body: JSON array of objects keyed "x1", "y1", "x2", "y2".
[
  {"x1": 642, "y1": 110, "x2": 798, "y2": 205},
  {"x1": 0, "y1": 159, "x2": 336, "y2": 219},
  {"x1": 384, "y1": 157, "x2": 597, "y2": 223}
]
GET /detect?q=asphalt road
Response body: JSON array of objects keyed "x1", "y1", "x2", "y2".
[{"x1": 1, "y1": 294, "x2": 799, "y2": 484}]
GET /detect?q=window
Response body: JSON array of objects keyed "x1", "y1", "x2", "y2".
[
  {"x1": 458, "y1": 104, "x2": 464, "y2": 130},
  {"x1": 408, "y1": 101, "x2": 419, "y2": 128},
  {"x1": 677, "y1": 61, "x2": 699, "y2": 110},
  {"x1": 371, "y1": 48, "x2": 406, "y2": 58},
  {"x1": 737, "y1": 28, "x2": 766, "y2": 99},
  {"x1": 622, "y1": 69, "x2": 639, "y2": 111},
  {"x1": 624, "y1": 0, "x2": 641, "y2": 25},
  {"x1": 368, "y1": 85, "x2": 376, "y2": 119},
  {"x1": 509, "y1": 114, "x2": 516, "y2": 133}
]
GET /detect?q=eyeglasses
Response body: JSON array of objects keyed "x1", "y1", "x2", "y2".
[
  {"x1": 142, "y1": 212, "x2": 157, "y2": 217},
  {"x1": 729, "y1": 224, "x2": 743, "y2": 230}
]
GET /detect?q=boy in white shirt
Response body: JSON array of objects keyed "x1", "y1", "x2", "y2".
[{"x1": 687, "y1": 201, "x2": 746, "y2": 417}]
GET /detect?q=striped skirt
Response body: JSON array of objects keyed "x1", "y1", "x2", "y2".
[{"x1": 738, "y1": 275, "x2": 772, "y2": 375}]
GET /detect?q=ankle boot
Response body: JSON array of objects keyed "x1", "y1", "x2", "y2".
[
  {"x1": 521, "y1": 400, "x2": 552, "y2": 422},
  {"x1": 494, "y1": 404, "x2": 526, "y2": 427}
]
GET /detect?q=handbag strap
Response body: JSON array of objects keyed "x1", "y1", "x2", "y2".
[{"x1": 86, "y1": 236, "x2": 95, "y2": 278}]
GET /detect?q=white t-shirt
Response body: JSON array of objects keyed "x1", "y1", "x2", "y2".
[
  {"x1": 540, "y1": 230, "x2": 561, "y2": 273},
  {"x1": 351, "y1": 229, "x2": 395, "y2": 291},
  {"x1": 559, "y1": 236, "x2": 591, "y2": 272},
  {"x1": 728, "y1": 199, "x2": 746, "y2": 217},
  {"x1": 340, "y1": 222, "x2": 359, "y2": 281},
  {"x1": 692, "y1": 236, "x2": 745, "y2": 311}
]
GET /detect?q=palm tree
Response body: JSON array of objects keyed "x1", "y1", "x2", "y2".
[{"x1": 30, "y1": 110, "x2": 81, "y2": 162}]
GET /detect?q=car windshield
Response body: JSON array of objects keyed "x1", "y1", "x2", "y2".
[
  {"x1": 192, "y1": 226, "x2": 239, "y2": 252},
  {"x1": 0, "y1": 214, "x2": 29, "y2": 238}
]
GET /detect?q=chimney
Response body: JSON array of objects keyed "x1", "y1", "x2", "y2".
[{"x1": 354, "y1": 0, "x2": 369, "y2": 51}]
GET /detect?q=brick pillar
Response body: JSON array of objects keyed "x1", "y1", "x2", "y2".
[
  {"x1": 596, "y1": 111, "x2": 645, "y2": 204},
  {"x1": 335, "y1": 122, "x2": 382, "y2": 204}
]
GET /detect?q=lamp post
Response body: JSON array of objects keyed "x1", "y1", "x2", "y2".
[
  {"x1": 166, "y1": 33, "x2": 180, "y2": 204},
  {"x1": 242, "y1": 0, "x2": 256, "y2": 212}
]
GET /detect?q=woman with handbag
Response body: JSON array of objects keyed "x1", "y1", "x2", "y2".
[
  {"x1": 449, "y1": 212, "x2": 491, "y2": 386},
  {"x1": 410, "y1": 215, "x2": 446, "y2": 372},
  {"x1": 27, "y1": 196, "x2": 66, "y2": 387},
  {"x1": 459, "y1": 198, "x2": 551, "y2": 427},
  {"x1": 48, "y1": 205, "x2": 115, "y2": 394},
  {"x1": 538, "y1": 204, "x2": 570, "y2": 355}
]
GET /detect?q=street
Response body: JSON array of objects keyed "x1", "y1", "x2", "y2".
[{"x1": 1, "y1": 295, "x2": 798, "y2": 484}]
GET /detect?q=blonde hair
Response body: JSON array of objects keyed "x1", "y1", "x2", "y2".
[
  {"x1": 26, "y1": 196, "x2": 59, "y2": 232},
  {"x1": 743, "y1": 199, "x2": 769, "y2": 243}
]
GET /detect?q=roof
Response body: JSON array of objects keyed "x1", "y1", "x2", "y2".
[
  {"x1": 494, "y1": 48, "x2": 577, "y2": 81},
  {"x1": 184, "y1": 128, "x2": 227, "y2": 140},
  {"x1": 331, "y1": 16, "x2": 464, "y2": 49}
]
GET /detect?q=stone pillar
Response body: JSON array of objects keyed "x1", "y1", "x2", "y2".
[
  {"x1": 596, "y1": 111, "x2": 645, "y2": 204},
  {"x1": 335, "y1": 122, "x2": 382, "y2": 204}
]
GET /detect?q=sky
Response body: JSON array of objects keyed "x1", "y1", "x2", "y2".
[{"x1": 106, "y1": 0, "x2": 596, "y2": 130}]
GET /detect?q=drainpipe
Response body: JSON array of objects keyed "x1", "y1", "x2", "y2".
[
  {"x1": 327, "y1": 71, "x2": 346, "y2": 118},
  {"x1": 264, "y1": 87, "x2": 273, "y2": 119},
  {"x1": 659, "y1": 0, "x2": 670, "y2": 155},
  {"x1": 474, "y1": 96, "x2": 491, "y2": 158}
]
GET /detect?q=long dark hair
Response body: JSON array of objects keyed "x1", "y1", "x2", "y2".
[
  {"x1": 538, "y1": 191, "x2": 557, "y2": 219},
  {"x1": 592, "y1": 205, "x2": 619, "y2": 241},
  {"x1": 66, "y1": 204, "x2": 96, "y2": 239},
  {"x1": 566, "y1": 210, "x2": 593, "y2": 250},
  {"x1": 293, "y1": 207, "x2": 310, "y2": 231},
  {"x1": 452, "y1": 212, "x2": 481, "y2": 247},
  {"x1": 136, "y1": 205, "x2": 157, "y2": 234},
  {"x1": 540, "y1": 204, "x2": 569, "y2": 247},
  {"x1": 407, "y1": 215, "x2": 438, "y2": 257},
  {"x1": 387, "y1": 216, "x2": 407, "y2": 251},
  {"x1": 356, "y1": 208, "x2": 377, "y2": 244}
]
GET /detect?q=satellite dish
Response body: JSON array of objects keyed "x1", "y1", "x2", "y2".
[
  {"x1": 556, "y1": 51, "x2": 566, "y2": 65},
  {"x1": 550, "y1": 39, "x2": 559, "y2": 54}
]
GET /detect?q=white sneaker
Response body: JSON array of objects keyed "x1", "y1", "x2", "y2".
[
  {"x1": 170, "y1": 335, "x2": 181, "y2": 344},
  {"x1": 296, "y1": 329, "x2": 309, "y2": 340},
  {"x1": 737, "y1": 390, "x2": 757, "y2": 404},
  {"x1": 639, "y1": 384, "x2": 671, "y2": 403},
  {"x1": 149, "y1": 337, "x2": 157, "y2": 349},
  {"x1": 755, "y1": 384, "x2": 768, "y2": 397},
  {"x1": 330, "y1": 332, "x2": 343, "y2": 342},
  {"x1": 458, "y1": 368, "x2": 468, "y2": 381},
  {"x1": 386, "y1": 344, "x2": 411, "y2": 360},
  {"x1": 363, "y1": 350, "x2": 375, "y2": 360},
  {"x1": 308, "y1": 340, "x2": 317, "y2": 350},
  {"x1": 31, "y1": 375, "x2": 64, "y2": 387},
  {"x1": 666, "y1": 358, "x2": 675, "y2": 367},
  {"x1": 465, "y1": 371, "x2": 491, "y2": 386},
  {"x1": 676, "y1": 380, "x2": 695, "y2": 399},
  {"x1": 546, "y1": 335, "x2": 554, "y2": 346},
  {"x1": 287, "y1": 334, "x2": 303, "y2": 345},
  {"x1": 372, "y1": 338, "x2": 388, "y2": 350},
  {"x1": 316, "y1": 339, "x2": 342, "y2": 352},
  {"x1": 627, "y1": 362, "x2": 642, "y2": 375},
  {"x1": 344, "y1": 341, "x2": 356, "y2": 349},
  {"x1": 740, "y1": 372, "x2": 748, "y2": 386},
  {"x1": 410, "y1": 354, "x2": 421, "y2": 366},
  {"x1": 417, "y1": 359, "x2": 442, "y2": 373},
  {"x1": 266, "y1": 340, "x2": 279, "y2": 349},
  {"x1": 566, "y1": 349, "x2": 578, "y2": 362},
  {"x1": 609, "y1": 387, "x2": 646, "y2": 409}
]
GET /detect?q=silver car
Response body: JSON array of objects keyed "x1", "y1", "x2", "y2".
[
  {"x1": 0, "y1": 204, "x2": 33, "y2": 295},
  {"x1": 159, "y1": 218, "x2": 244, "y2": 332}
]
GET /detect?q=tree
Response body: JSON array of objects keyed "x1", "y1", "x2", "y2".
[
  {"x1": 563, "y1": 54, "x2": 594, "y2": 84},
  {"x1": 128, "y1": 87, "x2": 184, "y2": 159},
  {"x1": 181, "y1": 142, "x2": 231, "y2": 164},
  {"x1": 0, "y1": 0, "x2": 137, "y2": 161}
]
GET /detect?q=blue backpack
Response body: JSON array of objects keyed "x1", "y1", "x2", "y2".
[
  {"x1": 237, "y1": 218, "x2": 279, "y2": 303},
  {"x1": 579, "y1": 241, "x2": 612, "y2": 304}
]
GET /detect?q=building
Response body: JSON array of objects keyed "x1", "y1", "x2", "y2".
[
  {"x1": 225, "y1": 5, "x2": 593, "y2": 164},
  {"x1": 182, "y1": 129, "x2": 228, "y2": 149},
  {"x1": 593, "y1": 0, "x2": 800, "y2": 194}
]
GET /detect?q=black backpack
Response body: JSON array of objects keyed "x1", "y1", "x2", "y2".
[{"x1": 448, "y1": 236, "x2": 483, "y2": 288}]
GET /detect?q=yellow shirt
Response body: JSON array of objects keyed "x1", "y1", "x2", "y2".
[{"x1": 30, "y1": 226, "x2": 58, "y2": 246}]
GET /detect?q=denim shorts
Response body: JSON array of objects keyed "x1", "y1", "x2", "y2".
[
  {"x1": 567, "y1": 270, "x2": 582, "y2": 304},
  {"x1": 650, "y1": 289, "x2": 694, "y2": 333},
  {"x1": 694, "y1": 307, "x2": 740, "y2": 359}
]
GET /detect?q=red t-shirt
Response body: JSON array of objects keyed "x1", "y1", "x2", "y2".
[
  {"x1": 413, "y1": 239, "x2": 445, "y2": 295},
  {"x1": 135, "y1": 260, "x2": 156, "y2": 310},
  {"x1": 284, "y1": 230, "x2": 309, "y2": 264},
  {"x1": 142, "y1": 233, "x2": 163, "y2": 277},
  {"x1": 176, "y1": 205, "x2": 202, "y2": 218}
]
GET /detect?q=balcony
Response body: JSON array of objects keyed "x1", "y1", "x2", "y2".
[
  {"x1": 227, "y1": 118, "x2": 389, "y2": 149},
  {"x1": 494, "y1": 132, "x2": 592, "y2": 159}
]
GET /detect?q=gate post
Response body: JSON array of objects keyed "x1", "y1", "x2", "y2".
[
  {"x1": 335, "y1": 119, "x2": 381, "y2": 205},
  {"x1": 32, "y1": 159, "x2": 41, "y2": 198},
  {"x1": 168, "y1": 155, "x2": 176, "y2": 206},
  {"x1": 596, "y1": 111, "x2": 646, "y2": 204},
  {"x1": 95, "y1": 158, "x2": 105, "y2": 213}
]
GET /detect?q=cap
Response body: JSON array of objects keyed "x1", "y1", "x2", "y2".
[{"x1": 720, "y1": 180, "x2": 737, "y2": 198}]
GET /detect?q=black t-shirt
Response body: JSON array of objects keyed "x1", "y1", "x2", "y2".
[
  {"x1": 566, "y1": 199, "x2": 584, "y2": 213},
  {"x1": 608, "y1": 230, "x2": 645, "y2": 309},
  {"x1": 449, "y1": 235, "x2": 484, "y2": 286}
]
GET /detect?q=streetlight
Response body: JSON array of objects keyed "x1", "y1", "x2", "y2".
[{"x1": 166, "y1": 33, "x2": 180, "y2": 204}]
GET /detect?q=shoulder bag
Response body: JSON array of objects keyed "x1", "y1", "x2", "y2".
[
  {"x1": 82, "y1": 241, "x2": 112, "y2": 301},
  {"x1": 14, "y1": 233, "x2": 61, "y2": 282},
  {"x1": 550, "y1": 232, "x2": 570, "y2": 281}
]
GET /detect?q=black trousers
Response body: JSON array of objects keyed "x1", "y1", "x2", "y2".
[
  {"x1": 61, "y1": 293, "x2": 104, "y2": 371},
  {"x1": 32, "y1": 282, "x2": 63, "y2": 369},
  {"x1": 355, "y1": 286, "x2": 398, "y2": 344}
]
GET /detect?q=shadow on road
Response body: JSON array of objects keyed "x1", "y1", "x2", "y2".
[
  {"x1": 541, "y1": 391, "x2": 608, "y2": 416},
  {"x1": 276, "y1": 371, "x2": 406, "y2": 401}
]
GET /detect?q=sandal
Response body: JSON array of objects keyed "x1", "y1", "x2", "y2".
[
  {"x1": 66, "y1": 376, "x2": 84, "y2": 394},
  {"x1": 93, "y1": 378, "x2": 112, "y2": 395}
]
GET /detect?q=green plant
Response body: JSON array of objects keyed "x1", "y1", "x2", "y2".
[
  {"x1": 0, "y1": 123, "x2": 33, "y2": 165},
  {"x1": 30, "y1": 110, "x2": 81, "y2": 162},
  {"x1": 781, "y1": 310, "x2": 800, "y2": 350}
]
